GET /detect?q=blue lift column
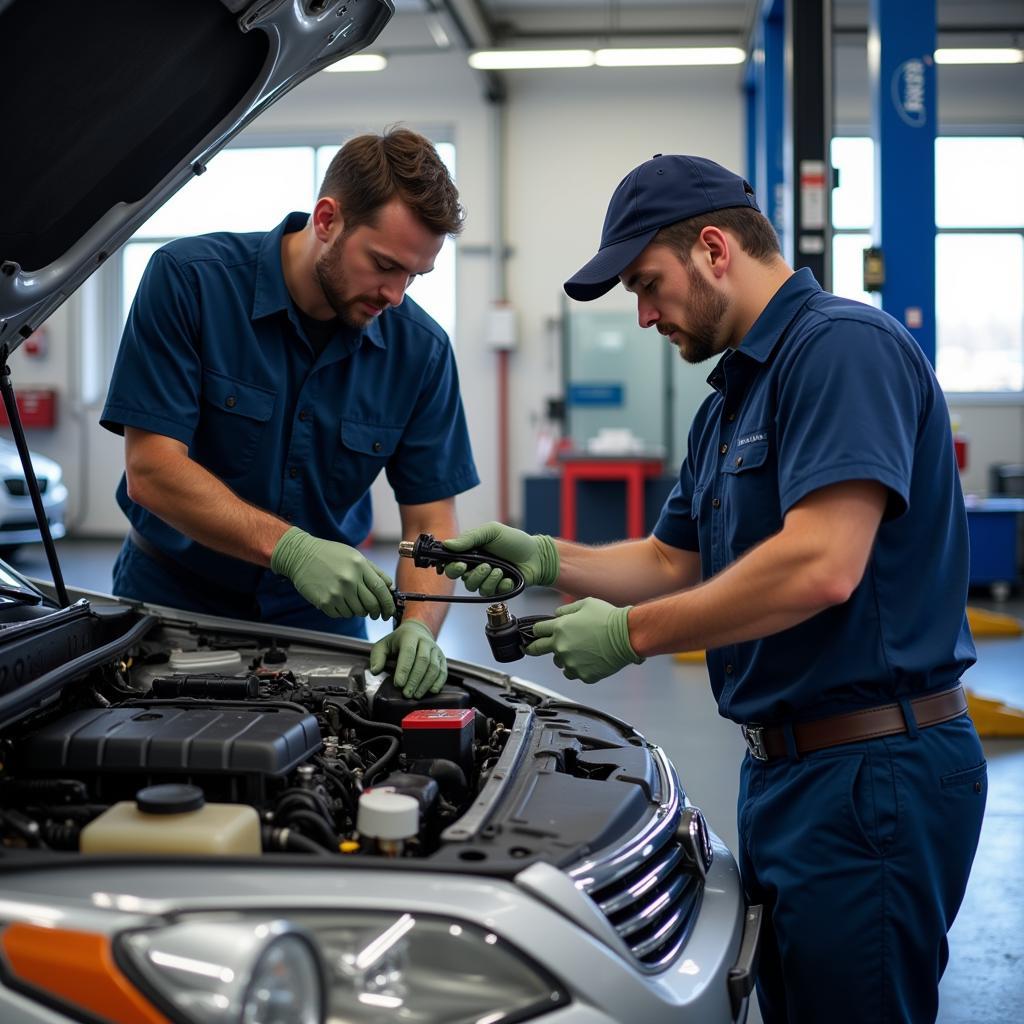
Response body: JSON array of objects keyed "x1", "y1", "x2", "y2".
[{"x1": 868, "y1": 0, "x2": 938, "y2": 363}]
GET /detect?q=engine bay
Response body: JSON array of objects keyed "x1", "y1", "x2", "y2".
[{"x1": 0, "y1": 602, "x2": 666, "y2": 869}]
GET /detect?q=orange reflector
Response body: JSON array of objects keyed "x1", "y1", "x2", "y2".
[{"x1": 2, "y1": 923, "x2": 171, "y2": 1024}]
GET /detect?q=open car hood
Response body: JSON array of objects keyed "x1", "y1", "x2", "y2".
[{"x1": 0, "y1": 0, "x2": 394, "y2": 355}]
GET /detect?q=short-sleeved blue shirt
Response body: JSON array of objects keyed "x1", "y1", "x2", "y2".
[
  {"x1": 101, "y1": 212, "x2": 479, "y2": 619},
  {"x1": 653, "y1": 268, "x2": 975, "y2": 724}
]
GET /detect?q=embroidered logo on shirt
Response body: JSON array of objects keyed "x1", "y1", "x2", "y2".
[{"x1": 737, "y1": 430, "x2": 767, "y2": 447}]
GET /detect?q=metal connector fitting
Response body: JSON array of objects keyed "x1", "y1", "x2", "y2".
[
  {"x1": 486, "y1": 603, "x2": 512, "y2": 628},
  {"x1": 398, "y1": 540, "x2": 415, "y2": 558}
]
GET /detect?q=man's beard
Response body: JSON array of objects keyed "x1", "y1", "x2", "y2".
[
  {"x1": 666, "y1": 262, "x2": 729, "y2": 364},
  {"x1": 314, "y1": 235, "x2": 374, "y2": 329}
]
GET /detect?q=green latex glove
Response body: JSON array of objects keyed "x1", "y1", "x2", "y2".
[
  {"x1": 271, "y1": 526, "x2": 395, "y2": 620},
  {"x1": 441, "y1": 522, "x2": 559, "y2": 597},
  {"x1": 526, "y1": 598, "x2": 643, "y2": 684},
  {"x1": 369, "y1": 620, "x2": 447, "y2": 698}
]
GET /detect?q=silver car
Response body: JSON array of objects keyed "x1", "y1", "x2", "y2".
[
  {"x1": 0, "y1": 438, "x2": 67, "y2": 556},
  {"x1": 0, "y1": 2, "x2": 759, "y2": 1022}
]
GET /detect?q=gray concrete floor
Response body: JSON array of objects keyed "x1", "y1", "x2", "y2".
[{"x1": 12, "y1": 537, "x2": 1023, "y2": 1024}]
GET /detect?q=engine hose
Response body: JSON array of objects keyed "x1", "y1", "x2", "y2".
[
  {"x1": 275, "y1": 787, "x2": 336, "y2": 823},
  {"x1": 281, "y1": 809, "x2": 339, "y2": 850},
  {"x1": 315, "y1": 762, "x2": 357, "y2": 818},
  {"x1": 327, "y1": 698, "x2": 402, "y2": 737},
  {"x1": 264, "y1": 826, "x2": 331, "y2": 856},
  {"x1": 361, "y1": 735, "x2": 401, "y2": 786}
]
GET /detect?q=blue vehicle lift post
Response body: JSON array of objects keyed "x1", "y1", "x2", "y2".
[{"x1": 868, "y1": 0, "x2": 938, "y2": 364}]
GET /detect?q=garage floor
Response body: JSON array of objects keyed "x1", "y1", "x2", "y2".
[{"x1": 14, "y1": 537, "x2": 1023, "y2": 1024}]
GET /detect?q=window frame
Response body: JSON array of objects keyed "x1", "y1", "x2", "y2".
[
  {"x1": 830, "y1": 132, "x2": 1024, "y2": 403},
  {"x1": 81, "y1": 128, "x2": 457, "y2": 405}
]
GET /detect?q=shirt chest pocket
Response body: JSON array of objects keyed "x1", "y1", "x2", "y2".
[
  {"x1": 197, "y1": 370, "x2": 276, "y2": 481},
  {"x1": 329, "y1": 418, "x2": 404, "y2": 506},
  {"x1": 719, "y1": 440, "x2": 782, "y2": 550}
]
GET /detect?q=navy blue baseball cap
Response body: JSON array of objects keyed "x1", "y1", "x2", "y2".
[{"x1": 564, "y1": 154, "x2": 760, "y2": 301}]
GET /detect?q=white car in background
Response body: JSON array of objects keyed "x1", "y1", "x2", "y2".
[{"x1": 0, "y1": 437, "x2": 67, "y2": 555}]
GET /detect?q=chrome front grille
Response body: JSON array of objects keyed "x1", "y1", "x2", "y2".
[
  {"x1": 571, "y1": 746, "x2": 709, "y2": 973},
  {"x1": 3, "y1": 477, "x2": 47, "y2": 496},
  {"x1": 587, "y1": 823, "x2": 703, "y2": 969}
]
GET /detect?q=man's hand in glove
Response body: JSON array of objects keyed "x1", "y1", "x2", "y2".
[
  {"x1": 369, "y1": 621, "x2": 447, "y2": 698},
  {"x1": 441, "y1": 522, "x2": 559, "y2": 597},
  {"x1": 526, "y1": 598, "x2": 644, "y2": 684},
  {"x1": 271, "y1": 526, "x2": 396, "y2": 619}
]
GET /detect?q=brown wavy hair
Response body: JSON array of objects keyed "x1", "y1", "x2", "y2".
[{"x1": 319, "y1": 127, "x2": 464, "y2": 237}]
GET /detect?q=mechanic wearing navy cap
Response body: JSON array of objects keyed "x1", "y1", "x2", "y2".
[
  {"x1": 443, "y1": 154, "x2": 985, "y2": 1022},
  {"x1": 101, "y1": 128, "x2": 479, "y2": 699}
]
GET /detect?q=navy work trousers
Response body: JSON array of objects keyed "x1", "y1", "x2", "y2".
[
  {"x1": 737, "y1": 713, "x2": 986, "y2": 1024},
  {"x1": 112, "y1": 537, "x2": 368, "y2": 639}
]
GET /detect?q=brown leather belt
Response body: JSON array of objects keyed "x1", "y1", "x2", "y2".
[{"x1": 741, "y1": 684, "x2": 968, "y2": 761}]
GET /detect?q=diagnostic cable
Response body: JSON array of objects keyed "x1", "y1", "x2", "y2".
[{"x1": 392, "y1": 534, "x2": 551, "y2": 662}]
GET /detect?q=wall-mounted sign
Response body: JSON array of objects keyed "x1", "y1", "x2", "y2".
[{"x1": 567, "y1": 383, "x2": 624, "y2": 407}]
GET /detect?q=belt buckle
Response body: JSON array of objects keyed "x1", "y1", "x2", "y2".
[{"x1": 742, "y1": 724, "x2": 768, "y2": 761}]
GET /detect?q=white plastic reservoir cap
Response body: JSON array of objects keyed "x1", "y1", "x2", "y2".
[{"x1": 357, "y1": 790, "x2": 419, "y2": 841}]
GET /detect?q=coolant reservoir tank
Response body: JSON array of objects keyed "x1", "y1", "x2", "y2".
[
  {"x1": 357, "y1": 791, "x2": 419, "y2": 852},
  {"x1": 80, "y1": 784, "x2": 261, "y2": 855}
]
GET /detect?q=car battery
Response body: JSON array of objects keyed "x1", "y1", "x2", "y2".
[
  {"x1": 401, "y1": 708, "x2": 475, "y2": 777},
  {"x1": 371, "y1": 678, "x2": 470, "y2": 726}
]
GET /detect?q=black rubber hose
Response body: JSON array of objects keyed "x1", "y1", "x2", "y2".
[
  {"x1": 275, "y1": 787, "x2": 336, "y2": 823},
  {"x1": 283, "y1": 832, "x2": 330, "y2": 855},
  {"x1": 362, "y1": 735, "x2": 401, "y2": 786},
  {"x1": 282, "y1": 809, "x2": 339, "y2": 850},
  {"x1": 263, "y1": 826, "x2": 331, "y2": 856},
  {"x1": 328, "y1": 698, "x2": 402, "y2": 737}
]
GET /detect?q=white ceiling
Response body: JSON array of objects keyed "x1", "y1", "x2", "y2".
[{"x1": 381, "y1": 1, "x2": 1023, "y2": 57}]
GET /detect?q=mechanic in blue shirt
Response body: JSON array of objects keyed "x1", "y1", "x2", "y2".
[
  {"x1": 101, "y1": 129, "x2": 479, "y2": 699},
  {"x1": 442, "y1": 155, "x2": 986, "y2": 1023}
]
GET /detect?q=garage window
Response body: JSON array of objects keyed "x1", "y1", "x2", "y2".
[
  {"x1": 830, "y1": 135, "x2": 1024, "y2": 395},
  {"x1": 81, "y1": 140, "x2": 456, "y2": 403}
]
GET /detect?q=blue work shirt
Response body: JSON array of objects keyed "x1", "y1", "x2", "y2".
[
  {"x1": 654, "y1": 268, "x2": 975, "y2": 724},
  {"x1": 101, "y1": 212, "x2": 479, "y2": 621}
]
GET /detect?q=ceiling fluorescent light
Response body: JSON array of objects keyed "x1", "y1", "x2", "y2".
[
  {"x1": 595, "y1": 47, "x2": 746, "y2": 67},
  {"x1": 325, "y1": 53, "x2": 388, "y2": 72},
  {"x1": 933, "y1": 48, "x2": 1023, "y2": 65},
  {"x1": 469, "y1": 50, "x2": 595, "y2": 70}
]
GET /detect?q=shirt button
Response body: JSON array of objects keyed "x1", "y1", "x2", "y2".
[
  {"x1": 726, "y1": 412, "x2": 736, "y2": 422},
  {"x1": 289, "y1": 467, "x2": 298, "y2": 479},
  {"x1": 372, "y1": 441, "x2": 383, "y2": 452},
  {"x1": 735, "y1": 456, "x2": 743, "y2": 467},
  {"x1": 719, "y1": 443, "x2": 728, "y2": 455},
  {"x1": 725, "y1": 663, "x2": 735, "y2": 675},
  {"x1": 298, "y1": 409, "x2": 310, "y2": 422},
  {"x1": 225, "y1": 395, "x2": 237, "y2": 408},
  {"x1": 712, "y1": 497, "x2": 721, "y2": 509}
]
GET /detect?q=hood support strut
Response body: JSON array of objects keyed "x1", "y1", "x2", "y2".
[{"x1": 0, "y1": 348, "x2": 69, "y2": 607}]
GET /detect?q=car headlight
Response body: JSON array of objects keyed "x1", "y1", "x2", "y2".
[
  {"x1": 121, "y1": 912, "x2": 567, "y2": 1024},
  {"x1": 120, "y1": 919, "x2": 324, "y2": 1024}
]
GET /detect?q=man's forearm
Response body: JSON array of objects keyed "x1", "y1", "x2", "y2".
[
  {"x1": 626, "y1": 482, "x2": 887, "y2": 657},
  {"x1": 554, "y1": 535, "x2": 700, "y2": 605},
  {"x1": 127, "y1": 442, "x2": 289, "y2": 565},
  {"x1": 626, "y1": 532, "x2": 836, "y2": 657}
]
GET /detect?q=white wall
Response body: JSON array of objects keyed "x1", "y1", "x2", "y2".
[{"x1": 9, "y1": 46, "x2": 1022, "y2": 541}]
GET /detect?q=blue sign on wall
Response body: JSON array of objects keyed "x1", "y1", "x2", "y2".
[{"x1": 567, "y1": 382, "x2": 625, "y2": 406}]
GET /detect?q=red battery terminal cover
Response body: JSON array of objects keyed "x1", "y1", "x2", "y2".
[
  {"x1": 401, "y1": 709, "x2": 476, "y2": 773},
  {"x1": 401, "y1": 709, "x2": 475, "y2": 730}
]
